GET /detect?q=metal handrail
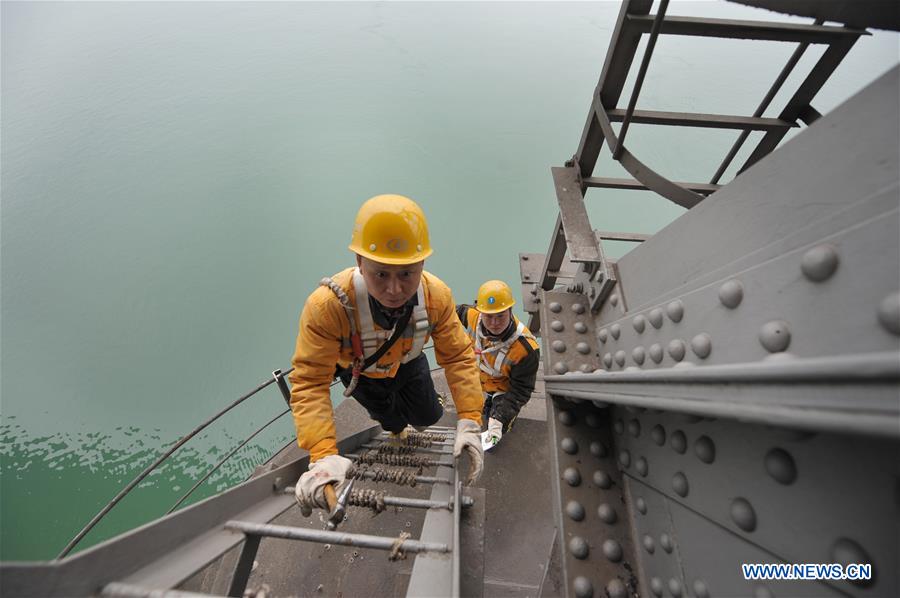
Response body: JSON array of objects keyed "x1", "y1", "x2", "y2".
[
  {"x1": 58, "y1": 343, "x2": 442, "y2": 558},
  {"x1": 56, "y1": 368, "x2": 298, "y2": 558}
]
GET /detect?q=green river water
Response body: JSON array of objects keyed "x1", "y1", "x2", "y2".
[{"x1": 1, "y1": 1, "x2": 897, "y2": 560}]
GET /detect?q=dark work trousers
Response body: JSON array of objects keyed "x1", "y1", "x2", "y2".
[{"x1": 337, "y1": 353, "x2": 443, "y2": 434}]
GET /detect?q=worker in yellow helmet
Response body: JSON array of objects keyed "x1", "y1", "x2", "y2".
[
  {"x1": 289, "y1": 195, "x2": 485, "y2": 512},
  {"x1": 456, "y1": 280, "x2": 540, "y2": 451}
]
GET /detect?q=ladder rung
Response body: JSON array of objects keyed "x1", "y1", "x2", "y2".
[
  {"x1": 225, "y1": 520, "x2": 451, "y2": 554},
  {"x1": 583, "y1": 176, "x2": 720, "y2": 195},
  {"x1": 627, "y1": 14, "x2": 866, "y2": 43},
  {"x1": 606, "y1": 108, "x2": 796, "y2": 131}
]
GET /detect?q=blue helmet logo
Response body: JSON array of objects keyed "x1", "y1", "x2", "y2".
[{"x1": 488, "y1": 296, "x2": 495, "y2": 304}]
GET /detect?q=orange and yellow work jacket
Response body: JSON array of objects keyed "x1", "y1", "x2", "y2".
[
  {"x1": 457, "y1": 305, "x2": 540, "y2": 427},
  {"x1": 288, "y1": 267, "x2": 483, "y2": 461}
]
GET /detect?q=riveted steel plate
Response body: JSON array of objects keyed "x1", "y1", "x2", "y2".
[
  {"x1": 546, "y1": 397, "x2": 640, "y2": 598},
  {"x1": 611, "y1": 407, "x2": 898, "y2": 598},
  {"x1": 538, "y1": 290, "x2": 603, "y2": 377}
]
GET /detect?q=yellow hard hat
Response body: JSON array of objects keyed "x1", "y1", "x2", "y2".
[
  {"x1": 349, "y1": 194, "x2": 433, "y2": 265},
  {"x1": 476, "y1": 280, "x2": 516, "y2": 314}
]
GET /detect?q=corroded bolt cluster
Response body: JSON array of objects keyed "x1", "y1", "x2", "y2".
[
  {"x1": 356, "y1": 450, "x2": 435, "y2": 471},
  {"x1": 347, "y1": 488, "x2": 387, "y2": 514},
  {"x1": 347, "y1": 465, "x2": 418, "y2": 487},
  {"x1": 375, "y1": 444, "x2": 419, "y2": 455}
]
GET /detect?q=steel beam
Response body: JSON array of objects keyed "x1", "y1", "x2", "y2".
[
  {"x1": 627, "y1": 14, "x2": 865, "y2": 42},
  {"x1": 606, "y1": 108, "x2": 796, "y2": 131}
]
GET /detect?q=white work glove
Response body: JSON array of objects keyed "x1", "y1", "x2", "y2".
[
  {"x1": 294, "y1": 454, "x2": 353, "y2": 513},
  {"x1": 453, "y1": 418, "x2": 484, "y2": 485},
  {"x1": 480, "y1": 417, "x2": 504, "y2": 452}
]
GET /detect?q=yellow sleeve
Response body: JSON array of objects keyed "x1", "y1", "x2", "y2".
[
  {"x1": 428, "y1": 278, "x2": 484, "y2": 425},
  {"x1": 287, "y1": 292, "x2": 343, "y2": 462}
]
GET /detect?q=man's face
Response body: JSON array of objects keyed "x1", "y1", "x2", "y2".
[
  {"x1": 357, "y1": 256, "x2": 424, "y2": 308},
  {"x1": 481, "y1": 309, "x2": 511, "y2": 336}
]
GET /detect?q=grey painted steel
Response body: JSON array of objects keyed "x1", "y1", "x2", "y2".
[
  {"x1": 583, "y1": 176, "x2": 720, "y2": 195},
  {"x1": 732, "y1": 0, "x2": 900, "y2": 32},
  {"x1": 613, "y1": 0, "x2": 669, "y2": 159},
  {"x1": 594, "y1": 99, "x2": 705, "y2": 209},
  {"x1": 626, "y1": 13, "x2": 865, "y2": 42},
  {"x1": 545, "y1": 397, "x2": 641, "y2": 597},
  {"x1": 0, "y1": 426, "x2": 381, "y2": 597},
  {"x1": 406, "y1": 454, "x2": 461, "y2": 597},
  {"x1": 613, "y1": 407, "x2": 898, "y2": 597},
  {"x1": 607, "y1": 108, "x2": 797, "y2": 131},
  {"x1": 225, "y1": 534, "x2": 259, "y2": 597},
  {"x1": 102, "y1": 582, "x2": 227, "y2": 598},
  {"x1": 223, "y1": 520, "x2": 450, "y2": 554},
  {"x1": 738, "y1": 34, "x2": 859, "y2": 174},
  {"x1": 272, "y1": 369, "x2": 291, "y2": 405},
  {"x1": 552, "y1": 167, "x2": 603, "y2": 264}
]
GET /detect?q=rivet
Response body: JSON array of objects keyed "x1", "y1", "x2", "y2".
[
  {"x1": 668, "y1": 578, "x2": 683, "y2": 597},
  {"x1": 636, "y1": 497, "x2": 647, "y2": 514},
  {"x1": 731, "y1": 498, "x2": 756, "y2": 532},
  {"x1": 590, "y1": 442, "x2": 608, "y2": 458},
  {"x1": 718, "y1": 279, "x2": 743, "y2": 308},
  {"x1": 764, "y1": 448, "x2": 797, "y2": 485},
  {"x1": 877, "y1": 291, "x2": 900, "y2": 335},
  {"x1": 551, "y1": 320, "x2": 564, "y2": 332},
  {"x1": 568, "y1": 536, "x2": 589, "y2": 559},
  {"x1": 694, "y1": 436, "x2": 715, "y2": 464},
  {"x1": 610, "y1": 294, "x2": 619, "y2": 306},
  {"x1": 573, "y1": 576, "x2": 594, "y2": 598},
  {"x1": 552, "y1": 340, "x2": 567, "y2": 353},
  {"x1": 633, "y1": 315, "x2": 647, "y2": 333},
  {"x1": 649, "y1": 308, "x2": 664, "y2": 329},
  {"x1": 606, "y1": 578, "x2": 626, "y2": 598},
  {"x1": 575, "y1": 321, "x2": 588, "y2": 334},
  {"x1": 628, "y1": 419, "x2": 641, "y2": 438},
  {"x1": 651, "y1": 424, "x2": 666, "y2": 446},
  {"x1": 667, "y1": 300, "x2": 684, "y2": 323},
  {"x1": 693, "y1": 580, "x2": 710, "y2": 598},
  {"x1": 578, "y1": 363, "x2": 595, "y2": 373},
  {"x1": 671, "y1": 430, "x2": 687, "y2": 454},
  {"x1": 831, "y1": 538, "x2": 875, "y2": 587},
  {"x1": 559, "y1": 411, "x2": 575, "y2": 426},
  {"x1": 603, "y1": 353, "x2": 613, "y2": 368},
  {"x1": 549, "y1": 302, "x2": 562, "y2": 313},
  {"x1": 585, "y1": 414, "x2": 600, "y2": 428},
  {"x1": 650, "y1": 578, "x2": 664, "y2": 597},
  {"x1": 667, "y1": 339, "x2": 686, "y2": 361},
  {"x1": 672, "y1": 472, "x2": 689, "y2": 496},
  {"x1": 614, "y1": 351, "x2": 626, "y2": 367},
  {"x1": 800, "y1": 244, "x2": 839, "y2": 282},
  {"x1": 591, "y1": 400, "x2": 608, "y2": 409},
  {"x1": 602, "y1": 539, "x2": 623, "y2": 562},
  {"x1": 561, "y1": 438, "x2": 578, "y2": 454},
  {"x1": 563, "y1": 467, "x2": 581, "y2": 486},
  {"x1": 593, "y1": 470, "x2": 612, "y2": 489},
  {"x1": 553, "y1": 361, "x2": 568, "y2": 374},
  {"x1": 632, "y1": 346, "x2": 646, "y2": 365},
  {"x1": 572, "y1": 302, "x2": 585, "y2": 314},
  {"x1": 416, "y1": 244, "x2": 423, "y2": 252},
  {"x1": 566, "y1": 500, "x2": 585, "y2": 521},
  {"x1": 598, "y1": 328, "x2": 608, "y2": 342},
  {"x1": 576, "y1": 342, "x2": 590, "y2": 354},
  {"x1": 618, "y1": 450, "x2": 631, "y2": 468},
  {"x1": 691, "y1": 333, "x2": 712, "y2": 359},
  {"x1": 369, "y1": 243, "x2": 377, "y2": 251},
  {"x1": 660, "y1": 533, "x2": 673, "y2": 553},
  {"x1": 759, "y1": 320, "x2": 791, "y2": 353},
  {"x1": 635, "y1": 456, "x2": 648, "y2": 477},
  {"x1": 642, "y1": 534, "x2": 655, "y2": 554},
  {"x1": 597, "y1": 503, "x2": 617, "y2": 523},
  {"x1": 611, "y1": 324, "x2": 621, "y2": 339},
  {"x1": 614, "y1": 419, "x2": 624, "y2": 434},
  {"x1": 649, "y1": 343, "x2": 663, "y2": 363}
]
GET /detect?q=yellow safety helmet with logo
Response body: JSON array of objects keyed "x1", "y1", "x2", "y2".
[
  {"x1": 476, "y1": 280, "x2": 516, "y2": 314},
  {"x1": 349, "y1": 194, "x2": 433, "y2": 265}
]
